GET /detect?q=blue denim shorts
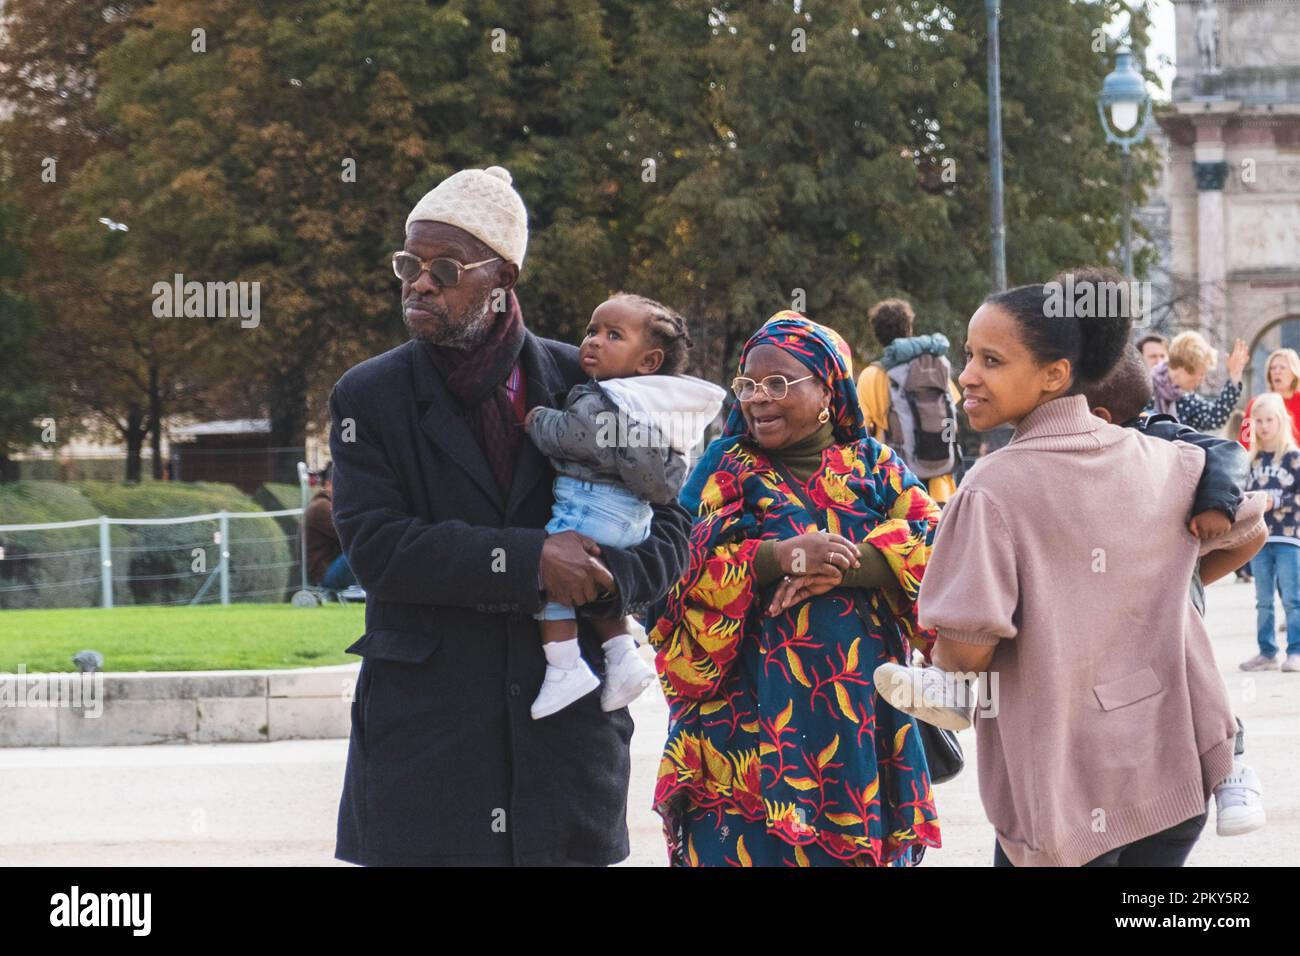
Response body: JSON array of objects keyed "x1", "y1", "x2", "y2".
[{"x1": 535, "y1": 476, "x2": 653, "y2": 622}]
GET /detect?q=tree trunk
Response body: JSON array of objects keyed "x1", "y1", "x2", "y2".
[
  {"x1": 0, "y1": 452, "x2": 15, "y2": 483},
  {"x1": 267, "y1": 364, "x2": 308, "y2": 484},
  {"x1": 124, "y1": 405, "x2": 144, "y2": 482},
  {"x1": 149, "y1": 360, "x2": 163, "y2": 480}
]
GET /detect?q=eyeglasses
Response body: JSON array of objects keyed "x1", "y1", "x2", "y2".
[
  {"x1": 391, "y1": 251, "x2": 501, "y2": 287},
  {"x1": 731, "y1": 374, "x2": 815, "y2": 401}
]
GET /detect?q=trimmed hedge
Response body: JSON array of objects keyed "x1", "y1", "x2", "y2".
[
  {"x1": 252, "y1": 482, "x2": 308, "y2": 597},
  {"x1": 0, "y1": 482, "x2": 117, "y2": 609},
  {"x1": 69, "y1": 481, "x2": 293, "y2": 606},
  {"x1": 255, "y1": 482, "x2": 304, "y2": 513}
]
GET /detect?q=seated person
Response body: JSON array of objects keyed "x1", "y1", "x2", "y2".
[{"x1": 305, "y1": 462, "x2": 356, "y2": 591}]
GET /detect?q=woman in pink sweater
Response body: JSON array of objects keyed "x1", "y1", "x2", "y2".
[{"x1": 878, "y1": 267, "x2": 1266, "y2": 867}]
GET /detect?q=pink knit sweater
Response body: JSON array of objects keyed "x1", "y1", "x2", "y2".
[{"x1": 918, "y1": 395, "x2": 1265, "y2": 867}]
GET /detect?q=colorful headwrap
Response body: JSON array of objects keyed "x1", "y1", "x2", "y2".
[{"x1": 722, "y1": 311, "x2": 866, "y2": 445}]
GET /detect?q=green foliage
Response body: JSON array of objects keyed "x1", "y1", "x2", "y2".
[
  {"x1": 0, "y1": 603, "x2": 364, "y2": 672},
  {"x1": 1, "y1": 0, "x2": 1163, "y2": 454},
  {"x1": 0, "y1": 482, "x2": 108, "y2": 609},
  {"x1": 253, "y1": 482, "x2": 305, "y2": 512},
  {"x1": 70, "y1": 481, "x2": 293, "y2": 606},
  {"x1": 0, "y1": 203, "x2": 56, "y2": 463},
  {"x1": 0, "y1": 479, "x2": 296, "y2": 608}
]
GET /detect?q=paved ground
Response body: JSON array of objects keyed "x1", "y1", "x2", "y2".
[{"x1": 1, "y1": 577, "x2": 1294, "y2": 866}]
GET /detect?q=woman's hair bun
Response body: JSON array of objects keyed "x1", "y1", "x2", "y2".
[
  {"x1": 1049, "y1": 266, "x2": 1135, "y2": 384},
  {"x1": 985, "y1": 265, "x2": 1135, "y2": 389}
]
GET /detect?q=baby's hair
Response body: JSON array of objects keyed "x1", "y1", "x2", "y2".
[
  {"x1": 611, "y1": 292, "x2": 693, "y2": 375},
  {"x1": 984, "y1": 265, "x2": 1133, "y2": 388},
  {"x1": 1082, "y1": 345, "x2": 1152, "y2": 425}
]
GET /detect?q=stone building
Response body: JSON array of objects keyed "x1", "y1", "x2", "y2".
[{"x1": 1158, "y1": 0, "x2": 1300, "y2": 394}]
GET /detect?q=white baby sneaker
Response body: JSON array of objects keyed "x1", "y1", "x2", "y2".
[
  {"x1": 531, "y1": 659, "x2": 601, "y2": 719},
  {"x1": 600, "y1": 646, "x2": 657, "y2": 712}
]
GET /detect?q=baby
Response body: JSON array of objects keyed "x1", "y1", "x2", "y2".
[
  {"x1": 875, "y1": 347, "x2": 1267, "y2": 836},
  {"x1": 524, "y1": 293, "x2": 725, "y2": 719}
]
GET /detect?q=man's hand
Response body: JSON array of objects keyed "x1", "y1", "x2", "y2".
[
  {"x1": 1189, "y1": 509, "x2": 1232, "y2": 540},
  {"x1": 540, "y1": 531, "x2": 615, "y2": 607}
]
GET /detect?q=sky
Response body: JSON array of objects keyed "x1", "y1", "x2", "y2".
[{"x1": 1143, "y1": 0, "x2": 1179, "y2": 101}]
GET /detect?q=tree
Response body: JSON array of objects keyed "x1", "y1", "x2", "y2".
[{"x1": 0, "y1": 202, "x2": 56, "y2": 480}]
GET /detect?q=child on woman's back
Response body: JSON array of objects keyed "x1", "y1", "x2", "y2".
[{"x1": 1084, "y1": 347, "x2": 1266, "y2": 836}]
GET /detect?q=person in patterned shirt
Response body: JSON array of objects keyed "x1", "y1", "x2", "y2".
[
  {"x1": 1148, "y1": 330, "x2": 1247, "y2": 432},
  {"x1": 647, "y1": 313, "x2": 943, "y2": 867},
  {"x1": 1242, "y1": 391, "x2": 1300, "y2": 673}
]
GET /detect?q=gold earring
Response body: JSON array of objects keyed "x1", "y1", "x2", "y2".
[{"x1": 817, "y1": 407, "x2": 830, "y2": 424}]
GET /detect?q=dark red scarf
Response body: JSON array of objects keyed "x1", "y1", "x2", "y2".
[{"x1": 424, "y1": 290, "x2": 527, "y2": 495}]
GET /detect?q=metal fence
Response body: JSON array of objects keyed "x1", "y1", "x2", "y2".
[{"x1": 0, "y1": 508, "x2": 305, "y2": 610}]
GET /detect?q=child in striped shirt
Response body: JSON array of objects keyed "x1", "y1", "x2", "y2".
[{"x1": 1241, "y1": 391, "x2": 1300, "y2": 673}]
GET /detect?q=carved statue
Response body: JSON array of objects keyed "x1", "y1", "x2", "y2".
[{"x1": 1195, "y1": 0, "x2": 1221, "y2": 73}]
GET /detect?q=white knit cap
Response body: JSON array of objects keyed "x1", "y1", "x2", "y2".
[{"x1": 405, "y1": 166, "x2": 529, "y2": 269}]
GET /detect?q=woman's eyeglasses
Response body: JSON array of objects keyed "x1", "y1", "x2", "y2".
[
  {"x1": 391, "y1": 251, "x2": 501, "y2": 287},
  {"x1": 731, "y1": 374, "x2": 814, "y2": 401}
]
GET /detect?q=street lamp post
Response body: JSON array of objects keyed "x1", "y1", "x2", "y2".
[
  {"x1": 986, "y1": 0, "x2": 1007, "y2": 292},
  {"x1": 1097, "y1": 46, "x2": 1152, "y2": 279}
]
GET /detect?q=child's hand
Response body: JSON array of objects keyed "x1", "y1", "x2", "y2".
[
  {"x1": 1189, "y1": 509, "x2": 1232, "y2": 540},
  {"x1": 523, "y1": 406, "x2": 544, "y2": 429}
]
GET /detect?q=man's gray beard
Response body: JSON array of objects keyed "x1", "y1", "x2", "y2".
[{"x1": 407, "y1": 289, "x2": 494, "y2": 350}]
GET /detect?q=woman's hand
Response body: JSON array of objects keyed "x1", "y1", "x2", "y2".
[
  {"x1": 774, "y1": 531, "x2": 859, "y2": 577},
  {"x1": 1226, "y1": 339, "x2": 1248, "y2": 384},
  {"x1": 767, "y1": 569, "x2": 843, "y2": 616}
]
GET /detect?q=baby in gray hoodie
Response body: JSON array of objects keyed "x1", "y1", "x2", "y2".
[{"x1": 524, "y1": 293, "x2": 725, "y2": 719}]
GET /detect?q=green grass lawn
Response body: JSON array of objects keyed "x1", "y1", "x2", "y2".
[{"x1": 0, "y1": 604, "x2": 365, "y2": 672}]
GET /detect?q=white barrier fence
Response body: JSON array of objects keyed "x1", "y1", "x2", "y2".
[{"x1": 0, "y1": 509, "x2": 306, "y2": 610}]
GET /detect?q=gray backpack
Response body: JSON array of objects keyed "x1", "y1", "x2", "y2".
[{"x1": 884, "y1": 353, "x2": 958, "y2": 479}]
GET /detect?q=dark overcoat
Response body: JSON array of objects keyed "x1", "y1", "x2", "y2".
[{"x1": 328, "y1": 332, "x2": 690, "y2": 866}]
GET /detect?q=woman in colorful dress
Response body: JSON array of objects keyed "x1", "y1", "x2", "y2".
[{"x1": 646, "y1": 312, "x2": 943, "y2": 867}]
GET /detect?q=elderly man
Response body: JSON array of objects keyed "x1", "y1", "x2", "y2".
[{"x1": 329, "y1": 166, "x2": 690, "y2": 866}]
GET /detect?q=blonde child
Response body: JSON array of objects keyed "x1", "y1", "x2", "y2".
[{"x1": 1241, "y1": 391, "x2": 1300, "y2": 673}]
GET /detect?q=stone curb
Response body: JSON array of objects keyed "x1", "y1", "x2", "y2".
[{"x1": 0, "y1": 664, "x2": 359, "y2": 747}]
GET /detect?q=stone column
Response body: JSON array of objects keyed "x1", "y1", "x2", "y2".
[{"x1": 1193, "y1": 126, "x2": 1228, "y2": 342}]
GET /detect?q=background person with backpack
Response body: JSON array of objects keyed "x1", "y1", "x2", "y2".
[{"x1": 857, "y1": 298, "x2": 963, "y2": 504}]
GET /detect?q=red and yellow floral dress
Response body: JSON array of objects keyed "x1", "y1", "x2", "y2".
[{"x1": 647, "y1": 427, "x2": 943, "y2": 867}]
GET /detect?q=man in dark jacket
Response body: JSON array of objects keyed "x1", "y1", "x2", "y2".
[{"x1": 329, "y1": 166, "x2": 690, "y2": 866}]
